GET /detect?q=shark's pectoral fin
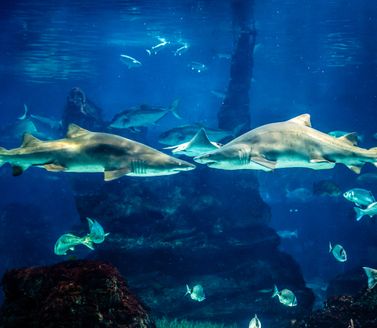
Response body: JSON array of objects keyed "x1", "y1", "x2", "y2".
[
  {"x1": 250, "y1": 157, "x2": 276, "y2": 170},
  {"x1": 346, "y1": 164, "x2": 363, "y2": 174},
  {"x1": 104, "y1": 167, "x2": 131, "y2": 181},
  {"x1": 44, "y1": 163, "x2": 66, "y2": 172}
]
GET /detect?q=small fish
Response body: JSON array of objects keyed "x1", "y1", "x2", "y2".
[
  {"x1": 54, "y1": 233, "x2": 94, "y2": 256},
  {"x1": 249, "y1": 314, "x2": 262, "y2": 328},
  {"x1": 272, "y1": 285, "x2": 297, "y2": 307},
  {"x1": 188, "y1": 61, "x2": 208, "y2": 73},
  {"x1": 164, "y1": 128, "x2": 221, "y2": 157},
  {"x1": 120, "y1": 54, "x2": 142, "y2": 69},
  {"x1": 286, "y1": 187, "x2": 313, "y2": 202},
  {"x1": 146, "y1": 37, "x2": 169, "y2": 55},
  {"x1": 343, "y1": 188, "x2": 375, "y2": 207},
  {"x1": 329, "y1": 242, "x2": 347, "y2": 262},
  {"x1": 109, "y1": 99, "x2": 181, "y2": 130},
  {"x1": 362, "y1": 266, "x2": 377, "y2": 289},
  {"x1": 174, "y1": 43, "x2": 189, "y2": 56},
  {"x1": 216, "y1": 53, "x2": 231, "y2": 59},
  {"x1": 277, "y1": 230, "x2": 298, "y2": 239},
  {"x1": 210, "y1": 90, "x2": 226, "y2": 100},
  {"x1": 185, "y1": 284, "x2": 205, "y2": 302},
  {"x1": 354, "y1": 202, "x2": 377, "y2": 221},
  {"x1": 86, "y1": 217, "x2": 109, "y2": 244}
]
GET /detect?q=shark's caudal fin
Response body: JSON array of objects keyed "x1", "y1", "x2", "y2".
[
  {"x1": 329, "y1": 241, "x2": 333, "y2": 253},
  {"x1": 169, "y1": 99, "x2": 181, "y2": 119},
  {"x1": 354, "y1": 207, "x2": 365, "y2": 221},
  {"x1": 363, "y1": 267, "x2": 377, "y2": 289},
  {"x1": 272, "y1": 285, "x2": 279, "y2": 298},
  {"x1": 18, "y1": 104, "x2": 30, "y2": 120}
]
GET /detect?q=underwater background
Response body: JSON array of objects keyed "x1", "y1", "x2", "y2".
[{"x1": 1, "y1": 0, "x2": 377, "y2": 327}]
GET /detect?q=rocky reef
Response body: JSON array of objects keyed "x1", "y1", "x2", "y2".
[
  {"x1": 293, "y1": 285, "x2": 377, "y2": 328},
  {"x1": 0, "y1": 260, "x2": 155, "y2": 328},
  {"x1": 74, "y1": 169, "x2": 314, "y2": 326}
]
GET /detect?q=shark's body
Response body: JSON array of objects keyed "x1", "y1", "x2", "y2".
[
  {"x1": 0, "y1": 124, "x2": 195, "y2": 180},
  {"x1": 194, "y1": 114, "x2": 377, "y2": 173}
]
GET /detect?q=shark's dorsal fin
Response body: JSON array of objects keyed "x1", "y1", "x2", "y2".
[
  {"x1": 338, "y1": 132, "x2": 358, "y2": 146},
  {"x1": 288, "y1": 114, "x2": 311, "y2": 127},
  {"x1": 66, "y1": 124, "x2": 91, "y2": 138},
  {"x1": 189, "y1": 128, "x2": 213, "y2": 147},
  {"x1": 21, "y1": 133, "x2": 43, "y2": 148}
]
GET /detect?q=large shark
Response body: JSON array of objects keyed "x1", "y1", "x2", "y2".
[
  {"x1": 194, "y1": 114, "x2": 377, "y2": 173},
  {"x1": 0, "y1": 124, "x2": 195, "y2": 180}
]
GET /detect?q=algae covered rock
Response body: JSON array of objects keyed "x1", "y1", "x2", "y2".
[{"x1": 0, "y1": 260, "x2": 155, "y2": 328}]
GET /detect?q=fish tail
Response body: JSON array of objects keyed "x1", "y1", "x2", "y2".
[
  {"x1": 329, "y1": 241, "x2": 332, "y2": 253},
  {"x1": 363, "y1": 267, "x2": 377, "y2": 289},
  {"x1": 81, "y1": 235, "x2": 95, "y2": 250},
  {"x1": 272, "y1": 285, "x2": 279, "y2": 298},
  {"x1": 146, "y1": 49, "x2": 151, "y2": 56},
  {"x1": 185, "y1": 284, "x2": 191, "y2": 296},
  {"x1": 170, "y1": 99, "x2": 181, "y2": 119},
  {"x1": 354, "y1": 207, "x2": 365, "y2": 221},
  {"x1": 18, "y1": 104, "x2": 30, "y2": 120}
]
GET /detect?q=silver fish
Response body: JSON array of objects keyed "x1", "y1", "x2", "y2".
[
  {"x1": 0, "y1": 124, "x2": 195, "y2": 180},
  {"x1": 146, "y1": 37, "x2": 169, "y2": 55},
  {"x1": 277, "y1": 230, "x2": 298, "y2": 239},
  {"x1": 174, "y1": 43, "x2": 189, "y2": 56},
  {"x1": 188, "y1": 61, "x2": 208, "y2": 73},
  {"x1": 272, "y1": 285, "x2": 297, "y2": 307},
  {"x1": 164, "y1": 128, "x2": 221, "y2": 157},
  {"x1": 109, "y1": 99, "x2": 181, "y2": 130},
  {"x1": 343, "y1": 188, "x2": 375, "y2": 207},
  {"x1": 120, "y1": 54, "x2": 142, "y2": 68},
  {"x1": 185, "y1": 284, "x2": 205, "y2": 302},
  {"x1": 194, "y1": 114, "x2": 377, "y2": 174},
  {"x1": 363, "y1": 266, "x2": 377, "y2": 289},
  {"x1": 329, "y1": 242, "x2": 347, "y2": 262},
  {"x1": 249, "y1": 314, "x2": 262, "y2": 328},
  {"x1": 354, "y1": 202, "x2": 377, "y2": 221},
  {"x1": 54, "y1": 233, "x2": 94, "y2": 255},
  {"x1": 87, "y1": 217, "x2": 109, "y2": 244}
]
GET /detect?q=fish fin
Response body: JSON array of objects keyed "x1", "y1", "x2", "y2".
[
  {"x1": 288, "y1": 114, "x2": 311, "y2": 127},
  {"x1": 354, "y1": 207, "x2": 365, "y2": 221},
  {"x1": 363, "y1": 267, "x2": 377, "y2": 289},
  {"x1": 338, "y1": 133, "x2": 358, "y2": 146},
  {"x1": 104, "y1": 167, "x2": 130, "y2": 181},
  {"x1": 21, "y1": 133, "x2": 43, "y2": 148},
  {"x1": 146, "y1": 49, "x2": 151, "y2": 56},
  {"x1": 66, "y1": 124, "x2": 91, "y2": 138},
  {"x1": 18, "y1": 104, "x2": 29, "y2": 120},
  {"x1": 346, "y1": 164, "x2": 363, "y2": 174},
  {"x1": 189, "y1": 128, "x2": 213, "y2": 147},
  {"x1": 329, "y1": 241, "x2": 332, "y2": 253},
  {"x1": 44, "y1": 163, "x2": 66, "y2": 172},
  {"x1": 272, "y1": 285, "x2": 279, "y2": 298},
  {"x1": 81, "y1": 236, "x2": 94, "y2": 250},
  {"x1": 185, "y1": 284, "x2": 191, "y2": 296},
  {"x1": 250, "y1": 157, "x2": 276, "y2": 170},
  {"x1": 170, "y1": 99, "x2": 181, "y2": 119},
  {"x1": 163, "y1": 145, "x2": 179, "y2": 150}
]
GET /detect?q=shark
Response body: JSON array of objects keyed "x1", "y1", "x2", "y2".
[
  {"x1": 0, "y1": 123, "x2": 195, "y2": 180},
  {"x1": 164, "y1": 128, "x2": 221, "y2": 157},
  {"x1": 194, "y1": 114, "x2": 377, "y2": 173}
]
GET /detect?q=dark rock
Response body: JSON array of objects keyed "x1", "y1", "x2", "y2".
[
  {"x1": 293, "y1": 286, "x2": 377, "y2": 328},
  {"x1": 326, "y1": 267, "x2": 366, "y2": 298},
  {"x1": 74, "y1": 169, "x2": 314, "y2": 326},
  {"x1": 0, "y1": 260, "x2": 155, "y2": 328}
]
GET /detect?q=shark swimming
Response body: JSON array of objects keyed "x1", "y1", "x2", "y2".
[
  {"x1": 194, "y1": 114, "x2": 377, "y2": 173},
  {"x1": 0, "y1": 124, "x2": 195, "y2": 180}
]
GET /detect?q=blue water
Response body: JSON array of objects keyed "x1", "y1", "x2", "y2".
[{"x1": 1, "y1": 0, "x2": 377, "y2": 325}]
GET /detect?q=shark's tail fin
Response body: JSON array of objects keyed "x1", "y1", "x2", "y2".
[
  {"x1": 329, "y1": 241, "x2": 333, "y2": 253},
  {"x1": 169, "y1": 99, "x2": 181, "y2": 119},
  {"x1": 354, "y1": 207, "x2": 365, "y2": 221},
  {"x1": 272, "y1": 285, "x2": 279, "y2": 298},
  {"x1": 363, "y1": 267, "x2": 377, "y2": 289}
]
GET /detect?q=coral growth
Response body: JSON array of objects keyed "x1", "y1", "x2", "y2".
[{"x1": 0, "y1": 260, "x2": 155, "y2": 328}]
